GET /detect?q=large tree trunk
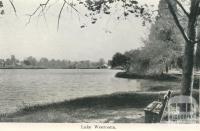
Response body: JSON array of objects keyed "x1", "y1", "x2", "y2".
[
  {"x1": 195, "y1": 32, "x2": 200, "y2": 70},
  {"x1": 181, "y1": 0, "x2": 199, "y2": 96},
  {"x1": 181, "y1": 41, "x2": 195, "y2": 96}
]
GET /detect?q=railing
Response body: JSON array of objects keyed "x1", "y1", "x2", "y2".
[{"x1": 167, "y1": 95, "x2": 199, "y2": 124}]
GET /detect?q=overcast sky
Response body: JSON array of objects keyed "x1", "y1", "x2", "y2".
[{"x1": 0, "y1": 0, "x2": 159, "y2": 61}]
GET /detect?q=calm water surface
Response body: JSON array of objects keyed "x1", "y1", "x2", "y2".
[{"x1": 0, "y1": 69, "x2": 179, "y2": 113}]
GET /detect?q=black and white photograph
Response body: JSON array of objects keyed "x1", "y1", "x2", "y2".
[{"x1": 0, "y1": 0, "x2": 200, "y2": 127}]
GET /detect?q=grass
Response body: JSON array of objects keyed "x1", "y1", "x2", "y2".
[
  {"x1": 115, "y1": 72, "x2": 181, "y2": 81},
  {"x1": 0, "y1": 92, "x2": 165, "y2": 122},
  {"x1": 0, "y1": 90, "x2": 198, "y2": 123},
  {"x1": 12, "y1": 92, "x2": 166, "y2": 114}
]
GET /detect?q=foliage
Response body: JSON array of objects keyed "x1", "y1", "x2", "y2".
[
  {"x1": 177, "y1": 56, "x2": 183, "y2": 69},
  {"x1": 142, "y1": 0, "x2": 183, "y2": 74},
  {"x1": 123, "y1": 49, "x2": 149, "y2": 74},
  {"x1": 23, "y1": 60, "x2": 31, "y2": 66},
  {"x1": 0, "y1": 0, "x2": 157, "y2": 29},
  {"x1": 111, "y1": 0, "x2": 183, "y2": 75},
  {"x1": 81, "y1": 0, "x2": 154, "y2": 25},
  {"x1": 111, "y1": 52, "x2": 130, "y2": 70},
  {"x1": 0, "y1": 55, "x2": 108, "y2": 69},
  {"x1": 0, "y1": 1, "x2": 4, "y2": 15}
]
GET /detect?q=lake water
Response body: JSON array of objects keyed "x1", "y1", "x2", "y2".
[{"x1": 0, "y1": 69, "x2": 179, "y2": 113}]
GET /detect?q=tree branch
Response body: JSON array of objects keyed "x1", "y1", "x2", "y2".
[
  {"x1": 26, "y1": 0, "x2": 50, "y2": 25},
  {"x1": 26, "y1": 6, "x2": 41, "y2": 25},
  {"x1": 57, "y1": 0, "x2": 81, "y2": 30},
  {"x1": 165, "y1": 0, "x2": 189, "y2": 43},
  {"x1": 57, "y1": 1, "x2": 66, "y2": 31},
  {"x1": 26, "y1": 0, "x2": 81, "y2": 29},
  {"x1": 9, "y1": 0, "x2": 17, "y2": 16},
  {"x1": 64, "y1": 0, "x2": 80, "y2": 15},
  {"x1": 175, "y1": 0, "x2": 189, "y2": 18}
]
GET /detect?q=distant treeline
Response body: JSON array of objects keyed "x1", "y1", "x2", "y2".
[{"x1": 0, "y1": 55, "x2": 109, "y2": 69}]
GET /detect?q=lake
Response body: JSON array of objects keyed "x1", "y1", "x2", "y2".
[{"x1": 0, "y1": 69, "x2": 180, "y2": 114}]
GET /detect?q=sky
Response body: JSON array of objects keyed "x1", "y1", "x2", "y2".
[{"x1": 0, "y1": 0, "x2": 159, "y2": 61}]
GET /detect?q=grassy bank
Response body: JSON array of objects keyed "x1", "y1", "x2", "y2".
[
  {"x1": 0, "y1": 92, "x2": 166, "y2": 122},
  {"x1": 0, "y1": 91, "x2": 199, "y2": 123},
  {"x1": 115, "y1": 72, "x2": 181, "y2": 81}
]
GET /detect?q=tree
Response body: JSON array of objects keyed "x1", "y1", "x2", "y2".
[
  {"x1": 143, "y1": 0, "x2": 183, "y2": 74},
  {"x1": 111, "y1": 52, "x2": 130, "y2": 70},
  {"x1": 98, "y1": 58, "x2": 105, "y2": 67},
  {"x1": 25, "y1": 56, "x2": 37, "y2": 66},
  {"x1": 123, "y1": 49, "x2": 150, "y2": 74},
  {"x1": 165, "y1": 0, "x2": 200, "y2": 97},
  {"x1": 23, "y1": 60, "x2": 31, "y2": 66},
  {"x1": 177, "y1": 56, "x2": 183, "y2": 69},
  {"x1": 39, "y1": 57, "x2": 49, "y2": 67},
  {"x1": 195, "y1": 28, "x2": 200, "y2": 70}
]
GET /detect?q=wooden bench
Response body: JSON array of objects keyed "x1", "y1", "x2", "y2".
[{"x1": 144, "y1": 90, "x2": 171, "y2": 123}]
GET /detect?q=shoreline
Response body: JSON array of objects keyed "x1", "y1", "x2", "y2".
[
  {"x1": 115, "y1": 71, "x2": 200, "y2": 89},
  {"x1": 115, "y1": 72, "x2": 181, "y2": 81},
  {"x1": 0, "y1": 91, "x2": 167, "y2": 122},
  {"x1": 0, "y1": 68, "x2": 110, "y2": 69},
  {"x1": 0, "y1": 91, "x2": 198, "y2": 122}
]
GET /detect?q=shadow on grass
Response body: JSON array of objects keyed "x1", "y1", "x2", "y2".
[{"x1": 0, "y1": 90, "x2": 198, "y2": 122}]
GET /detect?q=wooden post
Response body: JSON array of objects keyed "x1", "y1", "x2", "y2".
[{"x1": 158, "y1": 90, "x2": 171, "y2": 122}]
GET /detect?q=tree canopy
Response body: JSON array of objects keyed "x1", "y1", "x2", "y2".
[{"x1": 111, "y1": 52, "x2": 130, "y2": 70}]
